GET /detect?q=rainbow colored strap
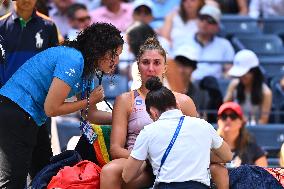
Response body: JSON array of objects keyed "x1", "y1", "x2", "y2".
[{"x1": 91, "y1": 125, "x2": 111, "y2": 167}]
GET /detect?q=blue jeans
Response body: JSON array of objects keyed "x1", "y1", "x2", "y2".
[{"x1": 157, "y1": 180, "x2": 210, "y2": 189}]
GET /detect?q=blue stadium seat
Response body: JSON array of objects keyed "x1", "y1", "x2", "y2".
[
  {"x1": 259, "y1": 57, "x2": 284, "y2": 78},
  {"x1": 231, "y1": 34, "x2": 284, "y2": 56},
  {"x1": 268, "y1": 158, "x2": 281, "y2": 167},
  {"x1": 247, "y1": 125, "x2": 284, "y2": 167},
  {"x1": 247, "y1": 125, "x2": 284, "y2": 159},
  {"x1": 270, "y1": 72, "x2": 284, "y2": 108},
  {"x1": 262, "y1": 17, "x2": 284, "y2": 35},
  {"x1": 269, "y1": 72, "x2": 284, "y2": 123},
  {"x1": 219, "y1": 15, "x2": 261, "y2": 39}
]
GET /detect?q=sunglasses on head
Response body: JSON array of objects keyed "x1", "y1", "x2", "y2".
[
  {"x1": 199, "y1": 15, "x2": 217, "y2": 25},
  {"x1": 75, "y1": 16, "x2": 91, "y2": 23},
  {"x1": 219, "y1": 113, "x2": 239, "y2": 121}
]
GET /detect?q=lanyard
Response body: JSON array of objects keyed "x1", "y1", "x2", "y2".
[
  {"x1": 95, "y1": 71, "x2": 113, "y2": 110},
  {"x1": 80, "y1": 78, "x2": 92, "y2": 121},
  {"x1": 158, "y1": 116, "x2": 185, "y2": 173},
  {"x1": 80, "y1": 78, "x2": 97, "y2": 144}
]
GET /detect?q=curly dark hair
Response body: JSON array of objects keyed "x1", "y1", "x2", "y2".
[{"x1": 62, "y1": 22, "x2": 124, "y2": 77}]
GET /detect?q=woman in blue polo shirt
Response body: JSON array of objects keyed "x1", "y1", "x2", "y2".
[{"x1": 0, "y1": 22, "x2": 123, "y2": 188}]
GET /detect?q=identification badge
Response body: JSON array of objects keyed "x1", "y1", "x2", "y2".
[{"x1": 80, "y1": 120, "x2": 97, "y2": 144}]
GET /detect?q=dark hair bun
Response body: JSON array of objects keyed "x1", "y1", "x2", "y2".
[{"x1": 145, "y1": 76, "x2": 163, "y2": 91}]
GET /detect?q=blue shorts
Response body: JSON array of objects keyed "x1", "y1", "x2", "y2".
[{"x1": 157, "y1": 180, "x2": 210, "y2": 189}]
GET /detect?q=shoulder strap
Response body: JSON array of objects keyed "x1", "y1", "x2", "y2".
[{"x1": 158, "y1": 116, "x2": 185, "y2": 173}]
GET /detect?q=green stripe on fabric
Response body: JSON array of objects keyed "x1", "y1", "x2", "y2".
[{"x1": 100, "y1": 125, "x2": 112, "y2": 157}]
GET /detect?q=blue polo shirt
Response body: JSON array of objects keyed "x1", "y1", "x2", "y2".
[
  {"x1": 0, "y1": 46, "x2": 84, "y2": 126},
  {"x1": 0, "y1": 10, "x2": 59, "y2": 86}
]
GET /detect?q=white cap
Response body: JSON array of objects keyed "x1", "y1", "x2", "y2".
[
  {"x1": 174, "y1": 45, "x2": 199, "y2": 61},
  {"x1": 228, "y1": 49, "x2": 259, "y2": 77},
  {"x1": 133, "y1": 0, "x2": 154, "y2": 11},
  {"x1": 199, "y1": 4, "x2": 221, "y2": 24}
]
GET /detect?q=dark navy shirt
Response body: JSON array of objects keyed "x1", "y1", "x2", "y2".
[{"x1": 0, "y1": 10, "x2": 59, "y2": 86}]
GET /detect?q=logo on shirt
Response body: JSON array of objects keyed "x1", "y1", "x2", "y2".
[
  {"x1": 35, "y1": 30, "x2": 44, "y2": 48},
  {"x1": 65, "y1": 68, "x2": 76, "y2": 77},
  {"x1": 136, "y1": 99, "x2": 142, "y2": 105},
  {"x1": 75, "y1": 82, "x2": 80, "y2": 88},
  {"x1": 0, "y1": 43, "x2": 5, "y2": 60}
]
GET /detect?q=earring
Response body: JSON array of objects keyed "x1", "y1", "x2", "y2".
[
  {"x1": 162, "y1": 72, "x2": 166, "y2": 79},
  {"x1": 137, "y1": 71, "x2": 142, "y2": 82}
]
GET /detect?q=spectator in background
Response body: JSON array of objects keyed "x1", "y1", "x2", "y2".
[
  {"x1": 90, "y1": 0, "x2": 133, "y2": 32},
  {"x1": 130, "y1": 0, "x2": 171, "y2": 54},
  {"x1": 66, "y1": 3, "x2": 91, "y2": 40},
  {"x1": 0, "y1": 0, "x2": 60, "y2": 187},
  {"x1": 270, "y1": 70, "x2": 284, "y2": 122},
  {"x1": 150, "y1": 0, "x2": 181, "y2": 29},
  {"x1": 182, "y1": 4, "x2": 235, "y2": 80},
  {"x1": 224, "y1": 50, "x2": 272, "y2": 125},
  {"x1": 132, "y1": 0, "x2": 154, "y2": 25},
  {"x1": 49, "y1": 0, "x2": 74, "y2": 38},
  {"x1": 160, "y1": 0, "x2": 205, "y2": 49},
  {"x1": 214, "y1": 0, "x2": 248, "y2": 14},
  {"x1": 211, "y1": 102, "x2": 268, "y2": 188},
  {"x1": 199, "y1": 76, "x2": 223, "y2": 123},
  {"x1": 76, "y1": 0, "x2": 101, "y2": 11},
  {"x1": 173, "y1": 45, "x2": 224, "y2": 123},
  {"x1": 249, "y1": 0, "x2": 284, "y2": 18},
  {"x1": 0, "y1": 0, "x2": 59, "y2": 86},
  {"x1": 36, "y1": 0, "x2": 50, "y2": 16},
  {"x1": 173, "y1": 45, "x2": 208, "y2": 111},
  {"x1": 0, "y1": 0, "x2": 13, "y2": 16},
  {"x1": 216, "y1": 102, "x2": 268, "y2": 167}
]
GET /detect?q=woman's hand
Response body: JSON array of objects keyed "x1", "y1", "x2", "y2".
[{"x1": 89, "y1": 85, "x2": 105, "y2": 105}]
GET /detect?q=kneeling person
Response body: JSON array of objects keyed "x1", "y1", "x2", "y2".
[{"x1": 122, "y1": 76, "x2": 232, "y2": 189}]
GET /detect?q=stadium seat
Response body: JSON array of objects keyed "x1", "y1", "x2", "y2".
[
  {"x1": 262, "y1": 16, "x2": 284, "y2": 35},
  {"x1": 259, "y1": 57, "x2": 284, "y2": 78},
  {"x1": 270, "y1": 73, "x2": 284, "y2": 109},
  {"x1": 268, "y1": 157, "x2": 281, "y2": 168},
  {"x1": 269, "y1": 73, "x2": 284, "y2": 123},
  {"x1": 219, "y1": 15, "x2": 261, "y2": 39},
  {"x1": 247, "y1": 125, "x2": 284, "y2": 159},
  {"x1": 231, "y1": 34, "x2": 284, "y2": 56}
]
